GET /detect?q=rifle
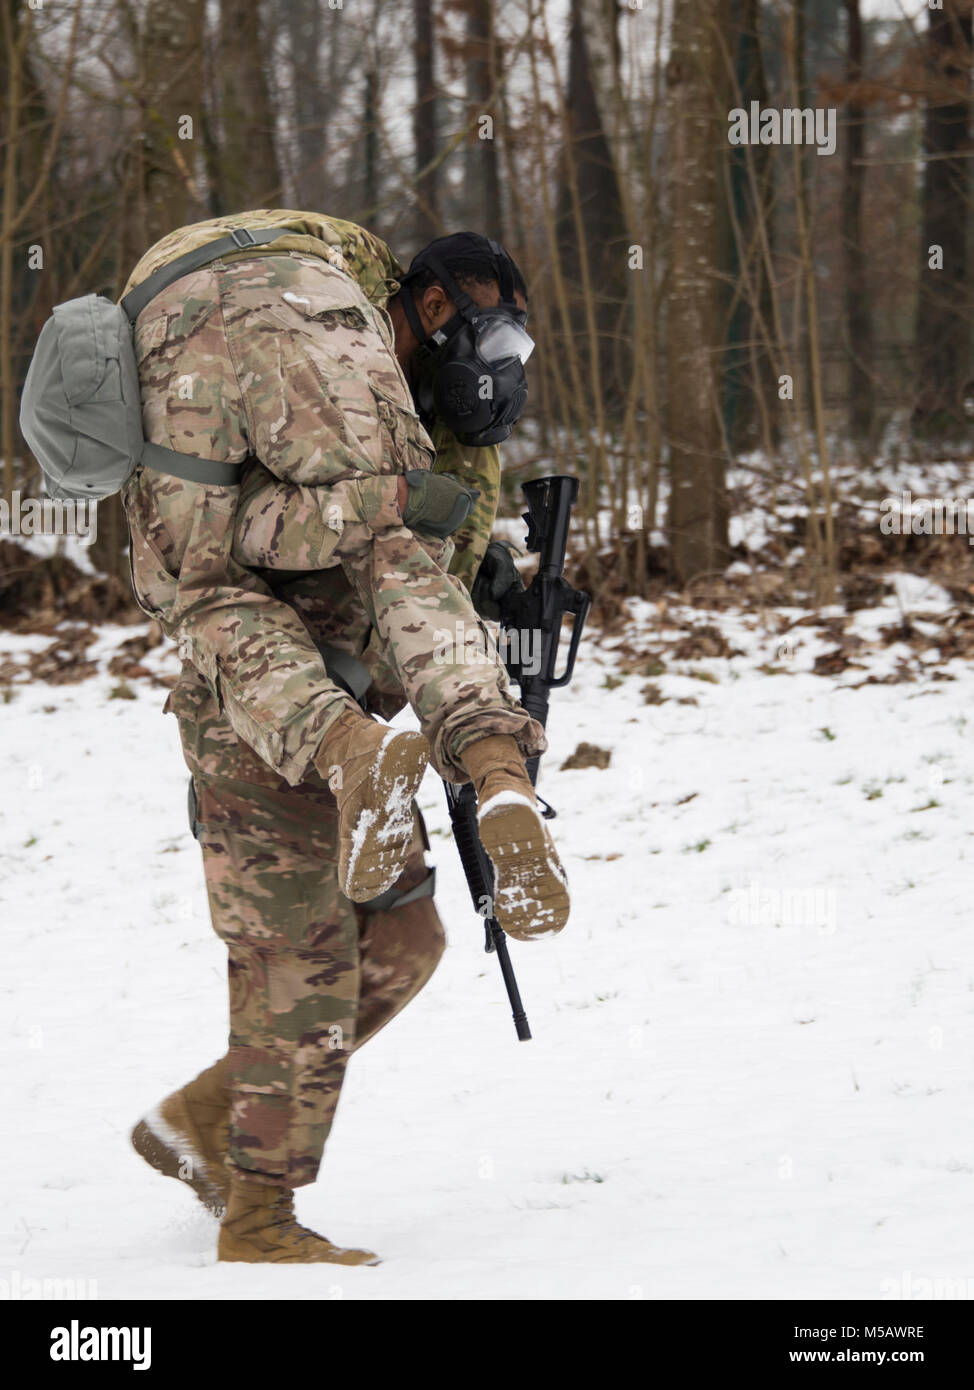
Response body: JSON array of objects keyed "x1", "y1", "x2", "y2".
[{"x1": 445, "y1": 475, "x2": 591, "y2": 1040}]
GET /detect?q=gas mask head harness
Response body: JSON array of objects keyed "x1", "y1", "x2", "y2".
[{"x1": 397, "y1": 233, "x2": 534, "y2": 447}]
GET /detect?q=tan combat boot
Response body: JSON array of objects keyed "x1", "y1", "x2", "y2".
[
  {"x1": 461, "y1": 734, "x2": 570, "y2": 941},
  {"x1": 314, "y1": 709, "x2": 430, "y2": 903},
  {"x1": 130, "y1": 1058, "x2": 230, "y2": 1215},
  {"x1": 218, "y1": 1176, "x2": 380, "y2": 1265}
]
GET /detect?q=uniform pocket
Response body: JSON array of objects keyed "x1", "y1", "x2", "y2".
[
  {"x1": 192, "y1": 774, "x2": 345, "y2": 953},
  {"x1": 121, "y1": 479, "x2": 179, "y2": 620},
  {"x1": 369, "y1": 382, "x2": 435, "y2": 475},
  {"x1": 261, "y1": 266, "x2": 426, "y2": 479},
  {"x1": 133, "y1": 312, "x2": 173, "y2": 364},
  {"x1": 127, "y1": 523, "x2": 176, "y2": 619},
  {"x1": 267, "y1": 265, "x2": 372, "y2": 329},
  {"x1": 164, "y1": 662, "x2": 214, "y2": 723},
  {"x1": 233, "y1": 462, "x2": 344, "y2": 571},
  {"x1": 183, "y1": 639, "x2": 221, "y2": 706}
]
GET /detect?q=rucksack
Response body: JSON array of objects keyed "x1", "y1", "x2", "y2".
[{"x1": 19, "y1": 225, "x2": 291, "y2": 502}]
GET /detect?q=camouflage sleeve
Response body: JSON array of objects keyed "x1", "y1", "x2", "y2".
[
  {"x1": 428, "y1": 423, "x2": 501, "y2": 594},
  {"x1": 232, "y1": 459, "x2": 404, "y2": 571},
  {"x1": 361, "y1": 427, "x2": 501, "y2": 718},
  {"x1": 231, "y1": 425, "x2": 501, "y2": 585},
  {"x1": 222, "y1": 414, "x2": 502, "y2": 720}
]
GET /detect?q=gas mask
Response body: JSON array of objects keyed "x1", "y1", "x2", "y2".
[{"x1": 398, "y1": 237, "x2": 534, "y2": 447}]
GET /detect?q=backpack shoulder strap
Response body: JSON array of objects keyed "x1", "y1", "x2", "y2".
[
  {"x1": 120, "y1": 225, "x2": 291, "y2": 323},
  {"x1": 122, "y1": 226, "x2": 292, "y2": 488},
  {"x1": 140, "y1": 440, "x2": 241, "y2": 486}
]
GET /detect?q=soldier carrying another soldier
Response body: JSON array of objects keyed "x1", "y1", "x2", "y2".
[{"x1": 121, "y1": 212, "x2": 570, "y2": 1265}]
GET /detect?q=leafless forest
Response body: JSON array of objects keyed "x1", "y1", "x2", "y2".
[{"x1": 1, "y1": 0, "x2": 972, "y2": 610}]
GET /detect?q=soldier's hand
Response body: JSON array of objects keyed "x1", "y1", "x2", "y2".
[
  {"x1": 472, "y1": 539, "x2": 525, "y2": 621},
  {"x1": 400, "y1": 471, "x2": 480, "y2": 539}
]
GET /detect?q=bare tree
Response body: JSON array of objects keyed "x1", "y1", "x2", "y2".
[
  {"x1": 463, "y1": 0, "x2": 504, "y2": 239},
  {"x1": 413, "y1": 0, "x2": 441, "y2": 241},
  {"x1": 362, "y1": 65, "x2": 381, "y2": 222},
  {"x1": 135, "y1": 0, "x2": 208, "y2": 247},
  {"x1": 284, "y1": 0, "x2": 349, "y2": 210},
  {"x1": 724, "y1": 0, "x2": 777, "y2": 453},
  {"x1": 557, "y1": 0, "x2": 629, "y2": 408},
  {"x1": 913, "y1": 0, "x2": 973, "y2": 441},
  {"x1": 1, "y1": 0, "x2": 80, "y2": 501},
  {"x1": 1, "y1": 0, "x2": 42, "y2": 500},
  {"x1": 216, "y1": 0, "x2": 282, "y2": 211},
  {"x1": 666, "y1": 0, "x2": 731, "y2": 585},
  {"x1": 841, "y1": 0, "x2": 874, "y2": 446}
]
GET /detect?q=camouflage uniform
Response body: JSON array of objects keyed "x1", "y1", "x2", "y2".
[
  {"x1": 122, "y1": 212, "x2": 531, "y2": 1187},
  {"x1": 229, "y1": 409, "x2": 502, "y2": 723},
  {"x1": 173, "y1": 671, "x2": 443, "y2": 1187}
]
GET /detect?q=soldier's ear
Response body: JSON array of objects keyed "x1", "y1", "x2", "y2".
[{"x1": 418, "y1": 283, "x2": 453, "y2": 337}]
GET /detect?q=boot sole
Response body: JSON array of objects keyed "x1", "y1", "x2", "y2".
[
  {"x1": 218, "y1": 1240, "x2": 381, "y2": 1267},
  {"x1": 340, "y1": 731, "x2": 429, "y2": 902},
  {"x1": 131, "y1": 1108, "x2": 227, "y2": 1217},
  {"x1": 478, "y1": 795, "x2": 570, "y2": 940}
]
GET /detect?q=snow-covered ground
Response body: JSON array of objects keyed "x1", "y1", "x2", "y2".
[{"x1": 1, "y1": 589, "x2": 973, "y2": 1302}]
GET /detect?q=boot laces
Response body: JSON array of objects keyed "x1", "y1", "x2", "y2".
[{"x1": 272, "y1": 1190, "x2": 318, "y2": 1241}]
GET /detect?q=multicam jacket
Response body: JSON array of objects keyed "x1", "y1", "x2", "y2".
[
  {"x1": 121, "y1": 211, "x2": 503, "y2": 779},
  {"x1": 122, "y1": 209, "x2": 500, "y2": 590}
]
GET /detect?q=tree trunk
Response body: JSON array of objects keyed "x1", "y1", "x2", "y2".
[
  {"x1": 217, "y1": 0, "x2": 282, "y2": 212},
  {"x1": 413, "y1": 0, "x2": 440, "y2": 243},
  {"x1": 725, "y1": 0, "x2": 777, "y2": 453},
  {"x1": 558, "y1": 0, "x2": 629, "y2": 407},
  {"x1": 284, "y1": 0, "x2": 330, "y2": 210},
  {"x1": 136, "y1": 0, "x2": 208, "y2": 248},
  {"x1": 913, "y1": 0, "x2": 973, "y2": 441},
  {"x1": 464, "y1": 0, "x2": 503, "y2": 239},
  {"x1": 363, "y1": 66, "x2": 380, "y2": 221},
  {"x1": 0, "y1": 0, "x2": 30, "y2": 502},
  {"x1": 841, "y1": 0, "x2": 873, "y2": 446},
  {"x1": 666, "y1": 0, "x2": 731, "y2": 586}
]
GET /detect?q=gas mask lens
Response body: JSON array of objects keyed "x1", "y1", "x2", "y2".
[{"x1": 475, "y1": 315, "x2": 535, "y2": 365}]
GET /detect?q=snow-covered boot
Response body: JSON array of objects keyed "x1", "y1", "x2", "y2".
[
  {"x1": 314, "y1": 710, "x2": 429, "y2": 903},
  {"x1": 461, "y1": 734, "x2": 570, "y2": 941},
  {"x1": 130, "y1": 1058, "x2": 230, "y2": 1215},
  {"x1": 218, "y1": 1176, "x2": 380, "y2": 1265}
]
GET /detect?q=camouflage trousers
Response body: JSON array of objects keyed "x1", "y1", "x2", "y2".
[{"x1": 170, "y1": 669, "x2": 445, "y2": 1189}]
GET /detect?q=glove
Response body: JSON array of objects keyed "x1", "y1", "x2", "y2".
[
  {"x1": 401, "y1": 470, "x2": 480, "y2": 538},
  {"x1": 472, "y1": 539, "x2": 525, "y2": 621}
]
